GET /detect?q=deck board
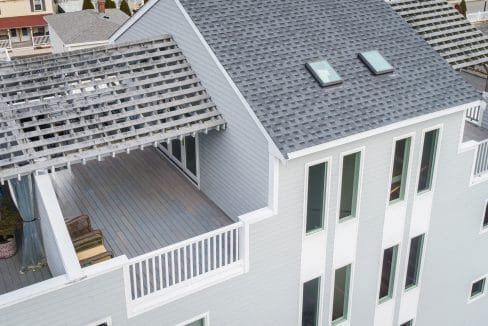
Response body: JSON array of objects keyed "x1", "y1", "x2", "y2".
[
  {"x1": 0, "y1": 252, "x2": 51, "y2": 295},
  {"x1": 51, "y1": 148, "x2": 232, "y2": 259},
  {"x1": 463, "y1": 121, "x2": 488, "y2": 142}
]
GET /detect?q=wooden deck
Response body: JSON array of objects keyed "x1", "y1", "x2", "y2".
[
  {"x1": 464, "y1": 121, "x2": 488, "y2": 142},
  {"x1": 50, "y1": 148, "x2": 232, "y2": 259},
  {"x1": 0, "y1": 253, "x2": 51, "y2": 295}
]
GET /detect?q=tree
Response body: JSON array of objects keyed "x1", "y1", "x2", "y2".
[
  {"x1": 105, "y1": 0, "x2": 116, "y2": 9},
  {"x1": 82, "y1": 0, "x2": 95, "y2": 10},
  {"x1": 119, "y1": 0, "x2": 131, "y2": 16},
  {"x1": 458, "y1": 0, "x2": 467, "y2": 17}
]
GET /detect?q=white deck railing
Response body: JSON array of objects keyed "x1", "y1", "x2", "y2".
[
  {"x1": 467, "y1": 11, "x2": 488, "y2": 22},
  {"x1": 33, "y1": 35, "x2": 50, "y2": 47},
  {"x1": 466, "y1": 104, "x2": 483, "y2": 123},
  {"x1": 474, "y1": 139, "x2": 488, "y2": 178},
  {"x1": 0, "y1": 39, "x2": 11, "y2": 49},
  {"x1": 125, "y1": 221, "x2": 244, "y2": 310}
]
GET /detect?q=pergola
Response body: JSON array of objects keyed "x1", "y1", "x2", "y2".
[{"x1": 0, "y1": 35, "x2": 226, "y2": 182}]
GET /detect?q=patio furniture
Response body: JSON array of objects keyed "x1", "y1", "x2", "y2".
[{"x1": 65, "y1": 215, "x2": 112, "y2": 266}]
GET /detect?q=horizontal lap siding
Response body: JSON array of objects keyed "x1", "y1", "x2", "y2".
[{"x1": 116, "y1": 0, "x2": 269, "y2": 220}]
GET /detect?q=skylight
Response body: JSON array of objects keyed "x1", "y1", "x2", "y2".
[
  {"x1": 358, "y1": 50, "x2": 394, "y2": 75},
  {"x1": 306, "y1": 60, "x2": 342, "y2": 87}
]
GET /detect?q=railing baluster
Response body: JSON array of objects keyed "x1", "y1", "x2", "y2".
[
  {"x1": 212, "y1": 235, "x2": 217, "y2": 270},
  {"x1": 223, "y1": 231, "x2": 227, "y2": 266},
  {"x1": 152, "y1": 257, "x2": 157, "y2": 293},
  {"x1": 230, "y1": 229, "x2": 234, "y2": 263},
  {"x1": 164, "y1": 252, "x2": 169, "y2": 288},
  {"x1": 145, "y1": 258, "x2": 150, "y2": 294},
  {"x1": 171, "y1": 250, "x2": 176, "y2": 286},
  {"x1": 183, "y1": 245, "x2": 188, "y2": 281},
  {"x1": 206, "y1": 238, "x2": 211, "y2": 272},
  {"x1": 138, "y1": 262, "x2": 143, "y2": 298},
  {"x1": 158, "y1": 254, "x2": 164, "y2": 291},
  {"x1": 131, "y1": 264, "x2": 136, "y2": 299},
  {"x1": 196, "y1": 240, "x2": 200, "y2": 276},
  {"x1": 189, "y1": 242, "x2": 194, "y2": 279}
]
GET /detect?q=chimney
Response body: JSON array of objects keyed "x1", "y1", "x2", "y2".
[{"x1": 98, "y1": 0, "x2": 105, "y2": 13}]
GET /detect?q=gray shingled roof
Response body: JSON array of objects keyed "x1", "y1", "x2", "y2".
[
  {"x1": 389, "y1": 0, "x2": 488, "y2": 70},
  {"x1": 0, "y1": 35, "x2": 225, "y2": 181},
  {"x1": 45, "y1": 9, "x2": 128, "y2": 44},
  {"x1": 179, "y1": 0, "x2": 480, "y2": 156}
]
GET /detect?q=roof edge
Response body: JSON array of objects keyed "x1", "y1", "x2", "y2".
[{"x1": 287, "y1": 100, "x2": 482, "y2": 160}]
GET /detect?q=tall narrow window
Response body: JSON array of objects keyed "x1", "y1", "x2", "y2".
[
  {"x1": 306, "y1": 162, "x2": 327, "y2": 233},
  {"x1": 171, "y1": 139, "x2": 181, "y2": 162},
  {"x1": 339, "y1": 152, "x2": 361, "y2": 220},
  {"x1": 418, "y1": 129, "x2": 439, "y2": 192},
  {"x1": 302, "y1": 277, "x2": 321, "y2": 326},
  {"x1": 405, "y1": 234, "x2": 424, "y2": 289},
  {"x1": 185, "y1": 136, "x2": 197, "y2": 176},
  {"x1": 379, "y1": 245, "x2": 398, "y2": 301},
  {"x1": 470, "y1": 278, "x2": 486, "y2": 299},
  {"x1": 390, "y1": 138, "x2": 411, "y2": 201},
  {"x1": 332, "y1": 264, "x2": 351, "y2": 323},
  {"x1": 482, "y1": 202, "x2": 488, "y2": 229}
]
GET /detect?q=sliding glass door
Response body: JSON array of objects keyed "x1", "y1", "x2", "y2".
[{"x1": 160, "y1": 135, "x2": 199, "y2": 183}]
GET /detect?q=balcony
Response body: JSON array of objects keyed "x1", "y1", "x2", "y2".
[
  {"x1": 50, "y1": 147, "x2": 233, "y2": 259},
  {"x1": 462, "y1": 103, "x2": 488, "y2": 182}
]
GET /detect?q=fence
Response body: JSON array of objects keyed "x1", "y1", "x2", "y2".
[
  {"x1": 33, "y1": 35, "x2": 50, "y2": 47},
  {"x1": 467, "y1": 11, "x2": 488, "y2": 23}
]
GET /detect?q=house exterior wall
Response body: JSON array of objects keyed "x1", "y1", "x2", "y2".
[
  {"x1": 113, "y1": 0, "x2": 270, "y2": 220},
  {"x1": 47, "y1": 25, "x2": 62, "y2": 52},
  {"x1": 0, "y1": 103, "x2": 485, "y2": 325},
  {"x1": 0, "y1": 0, "x2": 54, "y2": 18}
]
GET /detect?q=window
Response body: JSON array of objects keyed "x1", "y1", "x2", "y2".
[
  {"x1": 185, "y1": 319, "x2": 205, "y2": 326},
  {"x1": 332, "y1": 264, "x2": 351, "y2": 323},
  {"x1": 390, "y1": 138, "x2": 411, "y2": 202},
  {"x1": 483, "y1": 202, "x2": 488, "y2": 229},
  {"x1": 10, "y1": 29, "x2": 16, "y2": 37},
  {"x1": 185, "y1": 136, "x2": 197, "y2": 176},
  {"x1": 301, "y1": 277, "x2": 321, "y2": 326},
  {"x1": 400, "y1": 320, "x2": 414, "y2": 326},
  {"x1": 405, "y1": 234, "x2": 424, "y2": 289},
  {"x1": 306, "y1": 60, "x2": 342, "y2": 87},
  {"x1": 358, "y1": 50, "x2": 394, "y2": 75},
  {"x1": 33, "y1": 0, "x2": 43, "y2": 11},
  {"x1": 171, "y1": 139, "x2": 182, "y2": 162},
  {"x1": 339, "y1": 152, "x2": 361, "y2": 220},
  {"x1": 379, "y1": 245, "x2": 398, "y2": 301},
  {"x1": 470, "y1": 278, "x2": 486, "y2": 299},
  {"x1": 305, "y1": 162, "x2": 327, "y2": 233},
  {"x1": 418, "y1": 129, "x2": 439, "y2": 192}
]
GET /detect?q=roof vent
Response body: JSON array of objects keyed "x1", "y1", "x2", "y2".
[
  {"x1": 306, "y1": 60, "x2": 342, "y2": 87},
  {"x1": 358, "y1": 50, "x2": 393, "y2": 75}
]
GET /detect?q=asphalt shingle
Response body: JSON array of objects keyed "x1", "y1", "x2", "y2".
[{"x1": 179, "y1": 0, "x2": 481, "y2": 156}]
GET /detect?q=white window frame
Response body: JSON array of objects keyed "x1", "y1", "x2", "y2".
[
  {"x1": 415, "y1": 125, "x2": 443, "y2": 196},
  {"x1": 33, "y1": 0, "x2": 43, "y2": 11},
  {"x1": 387, "y1": 132, "x2": 415, "y2": 205},
  {"x1": 468, "y1": 275, "x2": 487, "y2": 303},
  {"x1": 175, "y1": 312, "x2": 209, "y2": 326},
  {"x1": 329, "y1": 263, "x2": 354, "y2": 325},
  {"x1": 158, "y1": 135, "x2": 200, "y2": 186},
  {"x1": 336, "y1": 147, "x2": 365, "y2": 223},
  {"x1": 377, "y1": 243, "x2": 400, "y2": 304},
  {"x1": 85, "y1": 317, "x2": 112, "y2": 326},
  {"x1": 480, "y1": 199, "x2": 488, "y2": 234},
  {"x1": 302, "y1": 157, "x2": 332, "y2": 236}
]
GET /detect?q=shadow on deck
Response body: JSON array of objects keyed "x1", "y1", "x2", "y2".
[
  {"x1": 50, "y1": 148, "x2": 233, "y2": 259},
  {"x1": 463, "y1": 121, "x2": 488, "y2": 142}
]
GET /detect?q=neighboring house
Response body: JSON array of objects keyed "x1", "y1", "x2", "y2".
[
  {"x1": 45, "y1": 2, "x2": 128, "y2": 52},
  {"x1": 0, "y1": 2, "x2": 486, "y2": 326},
  {"x1": 0, "y1": 0, "x2": 52, "y2": 51}
]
